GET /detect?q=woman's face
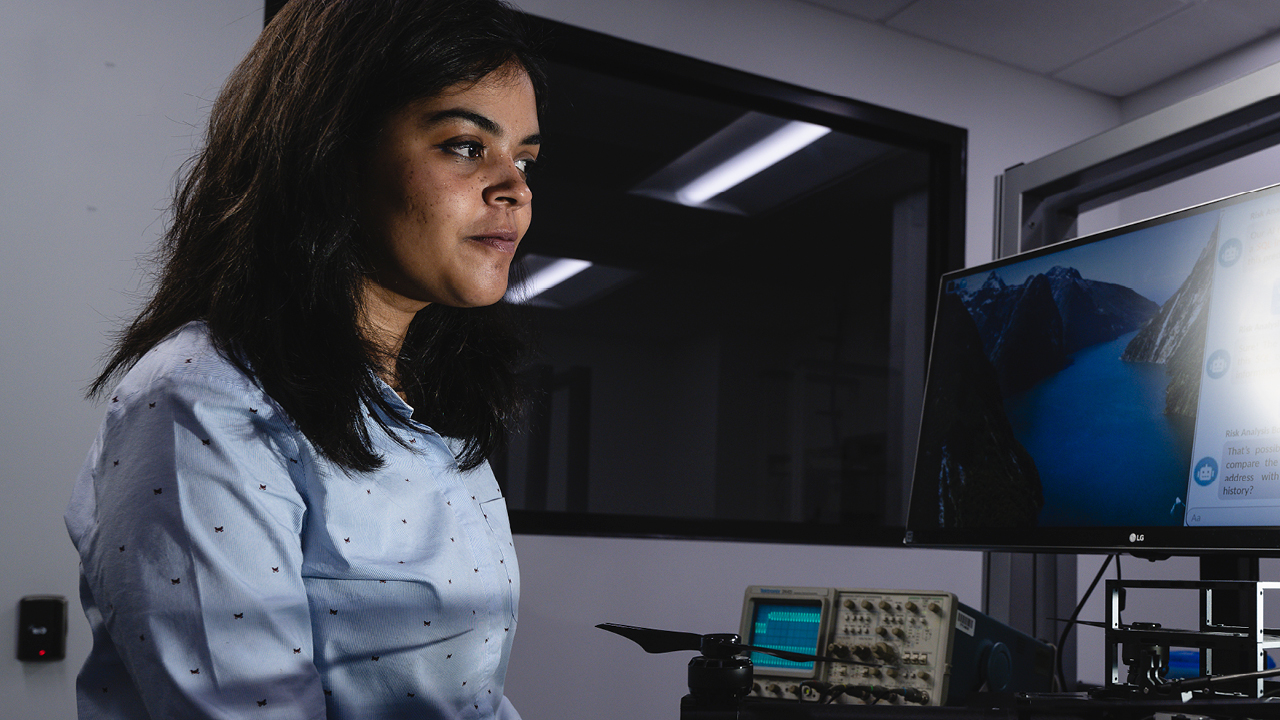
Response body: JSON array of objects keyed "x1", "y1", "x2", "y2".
[{"x1": 359, "y1": 66, "x2": 540, "y2": 313}]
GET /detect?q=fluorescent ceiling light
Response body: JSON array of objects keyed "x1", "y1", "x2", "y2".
[
  {"x1": 510, "y1": 257, "x2": 592, "y2": 304},
  {"x1": 675, "y1": 121, "x2": 831, "y2": 206}
]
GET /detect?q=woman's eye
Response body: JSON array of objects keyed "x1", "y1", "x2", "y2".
[
  {"x1": 515, "y1": 157, "x2": 537, "y2": 174},
  {"x1": 443, "y1": 141, "x2": 484, "y2": 159}
]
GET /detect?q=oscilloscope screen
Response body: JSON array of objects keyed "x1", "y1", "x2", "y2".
[{"x1": 747, "y1": 600, "x2": 824, "y2": 672}]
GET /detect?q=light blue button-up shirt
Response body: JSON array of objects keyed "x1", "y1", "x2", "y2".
[{"x1": 66, "y1": 322, "x2": 521, "y2": 719}]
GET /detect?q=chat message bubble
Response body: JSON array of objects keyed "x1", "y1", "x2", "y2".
[{"x1": 1218, "y1": 439, "x2": 1280, "y2": 499}]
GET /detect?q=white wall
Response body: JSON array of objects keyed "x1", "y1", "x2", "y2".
[
  {"x1": 1, "y1": 1, "x2": 263, "y2": 717},
  {"x1": 1, "y1": 1, "x2": 1131, "y2": 718},
  {"x1": 1122, "y1": 33, "x2": 1280, "y2": 123}
]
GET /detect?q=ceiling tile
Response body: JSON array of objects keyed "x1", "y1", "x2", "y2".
[
  {"x1": 790, "y1": 0, "x2": 1280, "y2": 100},
  {"x1": 799, "y1": 0, "x2": 916, "y2": 22},
  {"x1": 884, "y1": 0, "x2": 1188, "y2": 74},
  {"x1": 1054, "y1": 2, "x2": 1280, "y2": 96},
  {"x1": 1215, "y1": 0, "x2": 1280, "y2": 28}
]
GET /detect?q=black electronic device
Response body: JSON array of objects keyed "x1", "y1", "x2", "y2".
[
  {"x1": 596, "y1": 621, "x2": 875, "y2": 710},
  {"x1": 1086, "y1": 579, "x2": 1280, "y2": 700},
  {"x1": 598, "y1": 586, "x2": 1052, "y2": 711},
  {"x1": 906, "y1": 181, "x2": 1280, "y2": 556},
  {"x1": 17, "y1": 595, "x2": 66, "y2": 662}
]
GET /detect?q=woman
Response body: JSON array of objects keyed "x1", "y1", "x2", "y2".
[{"x1": 64, "y1": 1, "x2": 542, "y2": 718}]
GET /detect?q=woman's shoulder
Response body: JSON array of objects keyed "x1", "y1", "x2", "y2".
[{"x1": 109, "y1": 322, "x2": 266, "y2": 409}]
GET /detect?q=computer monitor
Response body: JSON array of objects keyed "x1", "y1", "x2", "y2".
[{"x1": 906, "y1": 182, "x2": 1280, "y2": 555}]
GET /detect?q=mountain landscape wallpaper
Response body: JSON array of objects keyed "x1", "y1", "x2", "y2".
[{"x1": 911, "y1": 216, "x2": 1219, "y2": 529}]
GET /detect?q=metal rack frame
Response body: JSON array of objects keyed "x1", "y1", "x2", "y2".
[{"x1": 1104, "y1": 579, "x2": 1280, "y2": 698}]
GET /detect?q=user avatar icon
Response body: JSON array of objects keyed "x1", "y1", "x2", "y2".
[
  {"x1": 1219, "y1": 238, "x2": 1243, "y2": 267},
  {"x1": 1193, "y1": 457, "x2": 1219, "y2": 487},
  {"x1": 1206, "y1": 349, "x2": 1231, "y2": 379}
]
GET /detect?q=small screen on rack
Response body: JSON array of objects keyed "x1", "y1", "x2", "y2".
[{"x1": 748, "y1": 600, "x2": 823, "y2": 671}]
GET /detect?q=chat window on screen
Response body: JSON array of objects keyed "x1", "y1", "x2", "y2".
[{"x1": 1186, "y1": 197, "x2": 1280, "y2": 526}]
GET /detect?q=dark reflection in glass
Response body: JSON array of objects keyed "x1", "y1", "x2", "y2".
[{"x1": 491, "y1": 18, "x2": 965, "y2": 545}]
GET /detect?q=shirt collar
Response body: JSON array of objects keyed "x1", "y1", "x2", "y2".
[{"x1": 372, "y1": 376, "x2": 416, "y2": 419}]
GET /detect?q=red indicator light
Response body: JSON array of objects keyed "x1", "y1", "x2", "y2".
[{"x1": 38, "y1": 650, "x2": 45, "y2": 656}]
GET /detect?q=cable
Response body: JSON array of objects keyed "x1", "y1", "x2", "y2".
[
  {"x1": 1057, "y1": 554, "x2": 1115, "y2": 691},
  {"x1": 799, "y1": 680, "x2": 839, "y2": 704},
  {"x1": 1158, "y1": 664, "x2": 1280, "y2": 694}
]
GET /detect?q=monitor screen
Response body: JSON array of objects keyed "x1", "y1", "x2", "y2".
[
  {"x1": 906, "y1": 182, "x2": 1280, "y2": 554},
  {"x1": 747, "y1": 600, "x2": 825, "y2": 673}
]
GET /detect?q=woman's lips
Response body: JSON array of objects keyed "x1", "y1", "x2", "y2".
[{"x1": 469, "y1": 230, "x2": 518, "y2": 254}]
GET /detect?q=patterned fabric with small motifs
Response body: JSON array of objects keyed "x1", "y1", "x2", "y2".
[{"x1": 65, "y1": 322, "x2": 522, "y2": 720}]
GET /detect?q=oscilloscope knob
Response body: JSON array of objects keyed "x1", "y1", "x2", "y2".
[
  {"x1": 844, "y1": 599, "x2": 856, "y2": 610},
  {"x1": 828, "y1": 643, "x2": 851, "y2": 659},
  {"x1": 878, "y1": 600, "x2": 892, "y2": 611},
  {"x1": 872, "y1": 642, "x2": 897, "y2": 663},
  {"x1": 905, "y1": 600, "x2": 919, "y2": 613},
  {"x1": 891, "y1": 627, "x2": 906, "y2": 639},
  {"x1": 860, "y1": 599, "x2": 874, "y2": 611},
  {"x1": 928, "y1": 601, "x2": 943, "y2": 614}
]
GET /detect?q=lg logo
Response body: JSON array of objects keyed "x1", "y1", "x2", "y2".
[{"x1": 1129, "y1": 533, "x2": 1145, "y2": 543}]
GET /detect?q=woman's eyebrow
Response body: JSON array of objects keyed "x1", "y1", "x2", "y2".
[{"x1": 427, "y1": 108, "x2": 541, "y2": 146}]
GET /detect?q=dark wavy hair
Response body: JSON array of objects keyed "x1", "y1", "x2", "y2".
[{"x1": 90, "y1": 0, "x2": 546, "y2": 472}]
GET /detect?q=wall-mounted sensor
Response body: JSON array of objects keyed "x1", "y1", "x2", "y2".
[{"x1": 17, "y1": 595, "x2": 67, "y2": 661}]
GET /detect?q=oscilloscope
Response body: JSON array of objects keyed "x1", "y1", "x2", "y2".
[{"x1": 739, "y1": 586, "x2": 1053, "y2": 706}]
